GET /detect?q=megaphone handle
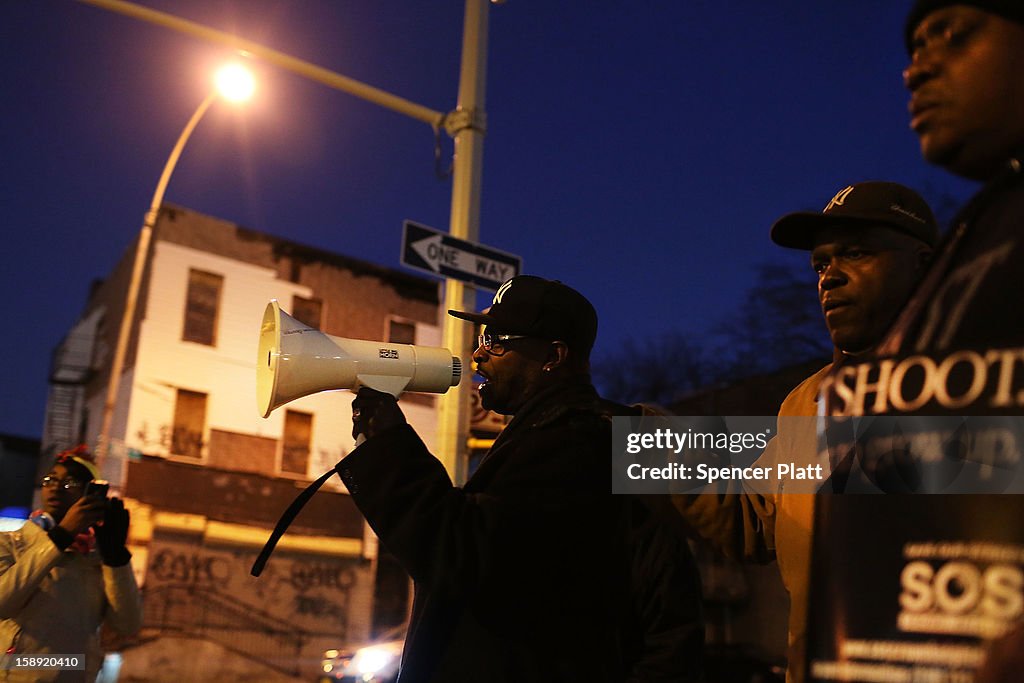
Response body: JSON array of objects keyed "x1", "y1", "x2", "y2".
[
  {"x1": 250, "y1": 467, "x2": 335, "y2": 577},
  {"x1": 251, "y1": 430, "x2": 369, "y2": 576}
]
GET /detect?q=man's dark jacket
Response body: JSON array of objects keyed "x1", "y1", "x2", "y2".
[
  {"x1": 336, "y1": 380, "x2": 703, "y2": 682},
  {"x1": 830, "y1": 154, "x2": 1024, "y2": 416}
]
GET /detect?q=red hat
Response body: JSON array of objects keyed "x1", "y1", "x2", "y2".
[{"x1": 55, "y1": 444, "x2": 100, "y2": 481}]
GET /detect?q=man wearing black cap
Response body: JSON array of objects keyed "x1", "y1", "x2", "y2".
[
  {"x1": 336, "y1": 275, "x2": 703, "y2": 682},
  {"x1": 824, "y1": 1, "x2": 1024, "y2": 415},
  {"x1": 802, "y1": 6, "x2": 1024, "y2": 679},
  {"x1": 771, "y1": 181, "x2": 937, "y2": 357},
  {"x1": 676, "y1": 181, "x2": 937, "y2": 683}
]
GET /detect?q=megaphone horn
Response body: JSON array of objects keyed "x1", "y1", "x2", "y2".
[{"x1": 257, "y1": 300, "x2": 462, "y2": 418}]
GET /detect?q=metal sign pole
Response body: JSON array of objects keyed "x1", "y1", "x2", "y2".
[{"x1": 437, "y1": 0, "x2": 489, "y2": 484}]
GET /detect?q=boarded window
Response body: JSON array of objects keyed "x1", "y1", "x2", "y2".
[
  {"x1": 183, "y1": 269, "x2": 223, "y2": 345},
  {"x1": 282, "y1": 410, "x2": 312, "y2": 475},
  {"x1": 388, "y1": 319, "x2": 416, "y2": 345},
  {"x1": 292, "y1": 296, "x2": 323, "y2": 329},
  {"x1": 172, "y1": 389, "x2": 206, "y2": 458},
  {"x1": 207, "y1": 429, "x2": 277, "y2": 475}
]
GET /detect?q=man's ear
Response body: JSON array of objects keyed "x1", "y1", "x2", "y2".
[{"x1": 543, "y1": 341, "x2": 570, "y2": 372}]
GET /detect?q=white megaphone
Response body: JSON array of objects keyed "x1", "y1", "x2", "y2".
[{"x1": 257, "y1": 300, "x2": 462, "y2": 418}]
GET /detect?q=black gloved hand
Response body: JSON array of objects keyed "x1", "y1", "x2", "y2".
[
  {"x1": 351, "y1": 387, "x2": 407, "y2": 442},
  {"x1": 94, "y1": 497, "x2": 132, "y2": 567}
]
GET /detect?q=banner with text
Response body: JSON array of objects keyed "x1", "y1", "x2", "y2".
[{"x1": 804, "y1": 496, "x2": 1024, "y2": 682}]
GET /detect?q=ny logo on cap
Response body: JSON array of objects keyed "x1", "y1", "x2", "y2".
[
  {"x1": 493, "y1": 279, "x2": 513, "y2": 305},
  {"x1": 824, "y1": 186, "x2": 854, "y2": 213}
]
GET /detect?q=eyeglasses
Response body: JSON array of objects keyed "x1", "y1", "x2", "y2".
[
  {"x1": 40, "y1": 476, "x2": 84, "y2": 491},
  {"x1": 477, "y1": 333, "x2": 529, "y2": 357}
]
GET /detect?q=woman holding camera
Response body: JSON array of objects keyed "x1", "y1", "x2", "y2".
[{"x1": 0, "y1": 446, "x2": 141, "y2": 682}]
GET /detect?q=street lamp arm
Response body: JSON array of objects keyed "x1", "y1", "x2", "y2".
[
  {"x1": 146, "y1": 88, "x2": 217, "y2": 224},
  {"x1": 75, "y1": 0, "x2": 446, "y2": 128}
]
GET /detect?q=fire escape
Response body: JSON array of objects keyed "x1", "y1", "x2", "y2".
[{"x1": 44, "y1": 312, "x2": 102, "y2": 456}]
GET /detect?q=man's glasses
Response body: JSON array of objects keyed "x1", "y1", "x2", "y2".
[
  {"x1": 477, "y1": 333, "x2": 529, "y2": 357},
  {"x1": 40, "y1": 475, "x2": 84, "y2": 491}
]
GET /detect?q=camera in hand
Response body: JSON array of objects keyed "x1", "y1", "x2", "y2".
[{"x1": 85, "y1": 480, "x2": 109, "y2": 498}]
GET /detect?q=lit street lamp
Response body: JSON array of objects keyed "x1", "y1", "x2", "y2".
[
  {"x1": 97, "y1": 63, "x2": 255, "y2": 471},
  {"x1": 214, "y1": 63, "x2": 255, "y2": 103},
  {"x1": 81, "y1": 0, "x2": 491, "y2": 484}
]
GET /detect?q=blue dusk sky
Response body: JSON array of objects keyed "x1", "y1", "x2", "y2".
[{"x1": 0, "y1": 1, "x2": 976, "y2": 439}]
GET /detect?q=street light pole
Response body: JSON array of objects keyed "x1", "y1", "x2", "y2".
[
  {"x1": 97, "y1": 67, "x2": 253, "y2": 470},
  {"x1": 437, "y1": 0, "x2": 489, "y2": 484}
]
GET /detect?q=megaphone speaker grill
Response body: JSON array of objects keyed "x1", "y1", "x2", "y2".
[{"x1": 257, "y1": 300, "x2": 461, "y2": 417}]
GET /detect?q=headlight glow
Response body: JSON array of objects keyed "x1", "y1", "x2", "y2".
[{"x1": 353, "y1": 646, "x2": 395, "y2": 675}]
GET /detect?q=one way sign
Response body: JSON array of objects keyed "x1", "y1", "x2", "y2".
[{"x1": 401, "y1": 221, "x2": 522, "y2": 291}]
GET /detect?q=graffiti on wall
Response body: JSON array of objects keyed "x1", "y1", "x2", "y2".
[
  {"x1": 134, "y1": 421, "x2": 205, "y2": 458},
  {"x1": 150, "y1": 549, "x2": 231, "y2": 587},
  {"x1": 134, "y1": 422, "x2": 173, "y2": 451},
  {"x1": 145, "y1": 538, "x2": 366, "y2": 639}
]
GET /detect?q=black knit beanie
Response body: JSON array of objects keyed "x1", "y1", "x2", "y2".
[{"x1": 905, "y1": 0, "x2": 1024, "y2": 53}]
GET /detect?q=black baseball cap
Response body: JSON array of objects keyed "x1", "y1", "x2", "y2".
[
  {"x1": 770, "y1": 181, "x2": 939, "y2": 250},
  {"x1": 448, "y1": 275, "x2": 598, "y2": 355},
  {"x1": 905, "y1": 0, "x2": 1024, "y2": 54}
]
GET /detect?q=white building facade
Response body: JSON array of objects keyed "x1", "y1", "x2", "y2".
[{"x1": 43, "y1": 204, "x2": 448, "y2": 679}]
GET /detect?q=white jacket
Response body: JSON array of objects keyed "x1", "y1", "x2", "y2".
[{"x1": 0, "y1": 521, "x2": 142, "y2": 682}]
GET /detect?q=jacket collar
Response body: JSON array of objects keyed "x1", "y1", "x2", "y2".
[
  {"x1": 469, "y1": 378, "x2": 602, "y2": 480},
  {"x1": 502, "y1": 377, "x2": 602, "y2": 433},
  {"x1": 943, "y1": 151, "x2": 1023, "y2": 241}
]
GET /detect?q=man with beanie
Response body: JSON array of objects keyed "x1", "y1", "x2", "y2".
[
  {"x1": 805, "y1": 5, "x2": 1024, "y2": 681},
  {"x1": 825, "y1": 1, "x2": 1024, "y2": 413},
  {"x1": 0, "y1": 446, "x2": 142, "y2": 682},
  {"x1": 676, "y1": 181, "x2": 938, "y2": 683},
  {"x1": 336, "y1": 275, "x2": 704, "y2": 682}
]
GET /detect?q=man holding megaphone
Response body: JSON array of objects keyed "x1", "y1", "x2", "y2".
[{"x1": 336, "y1": 275, "x2": 703, "y2": 682}]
